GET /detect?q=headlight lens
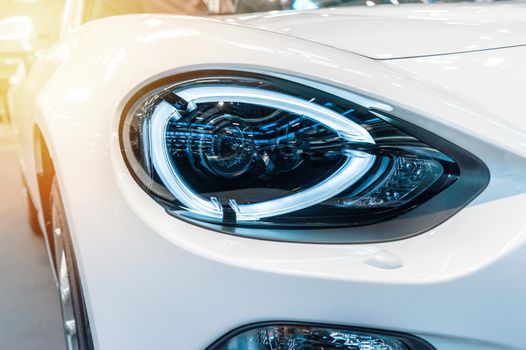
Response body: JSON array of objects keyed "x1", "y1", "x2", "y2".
[{"x1": 121, "y1": 71, "x2": 488, "y2": 243}]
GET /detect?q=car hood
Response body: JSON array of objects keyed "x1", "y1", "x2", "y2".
[{"x1": 226, "y1": 2, "x2": 526, "y2": 59}]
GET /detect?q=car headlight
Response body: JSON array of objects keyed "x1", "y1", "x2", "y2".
[
  {"x1": 120, "y1": 70, "x2": 489, "y2": 243},
  {"x1": 207, "y1": 322, "x2": 435, "y2": 350}
]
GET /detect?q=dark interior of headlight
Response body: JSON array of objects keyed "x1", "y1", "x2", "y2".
[
  {"x1": 167, "y1": 102, "x2": 345, "y2": 204},
  {"x1": 121, "y1": 70, "x2": 489, "y2": 243}
]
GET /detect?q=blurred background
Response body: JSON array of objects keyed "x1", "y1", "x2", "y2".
[{"x1": 1, "y1": 2, "x2": 67, "y2": 349}]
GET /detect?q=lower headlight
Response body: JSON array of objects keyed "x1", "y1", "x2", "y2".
[
  {"x1": 207, "y1": 323, "x2": 435, "y2": 350},
  {"x1": 120, "y1": 70, "x2": 489, "y2": 243}
]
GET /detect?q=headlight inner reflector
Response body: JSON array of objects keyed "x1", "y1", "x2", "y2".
[{"x1": 148, "y1": 87, "x2": 376, "y2": 222}]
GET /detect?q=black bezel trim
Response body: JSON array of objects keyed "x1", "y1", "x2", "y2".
[
  {"x1": 119, "y1": 69, "x2": 490, "y2": 244},
  {"x1": 206, "y1": 321, "x2": 436, "y2": 350}
]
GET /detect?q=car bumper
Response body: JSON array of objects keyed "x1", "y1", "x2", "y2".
[{"x1": 52, "y1": 143, "x2": 525, "y2": 350}]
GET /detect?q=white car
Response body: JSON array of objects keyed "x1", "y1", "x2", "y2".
[{"x1": 5, "y1": 0, "x2": 526, "y2": 349}]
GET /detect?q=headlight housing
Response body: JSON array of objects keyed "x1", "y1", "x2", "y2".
[
  {"x1": 207, "y1": 322, "x2": 436, "y2": 350},
  {"x1": 120, "y1": 70, "x2": 489, "y2": 243}
]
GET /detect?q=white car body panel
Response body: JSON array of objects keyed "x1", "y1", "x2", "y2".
[
  {"x1": 389, "y1": 46, "x2": 526, "y2": 132},
  {"x1": 8, "y1": 4, "x2": 526, "y2": 350},
  {"x1": 228, "y1": 3, "x2": 526, "y2": 59}
]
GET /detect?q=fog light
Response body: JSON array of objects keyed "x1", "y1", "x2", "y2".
[{"x1": 208, "y1": 323, "x2": 435, "y2": 350}]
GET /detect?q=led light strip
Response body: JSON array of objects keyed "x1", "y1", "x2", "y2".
[
  {"x1": 177, "y1": 86, "x2": 375, "y2": 143},
  {"x1": 149, "y1": 86, "x2": 376, "y2": 222}
]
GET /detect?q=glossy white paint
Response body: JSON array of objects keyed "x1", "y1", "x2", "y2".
[
  {"x1": 226, "y1": 3, "x2": 526, "y2": 59},
  {"x1": 8, "y1": 5, "x2": 526, "y2": 350},
  {"x1": 388, "y1": 46, "x2": 526, "y2": 132}
]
